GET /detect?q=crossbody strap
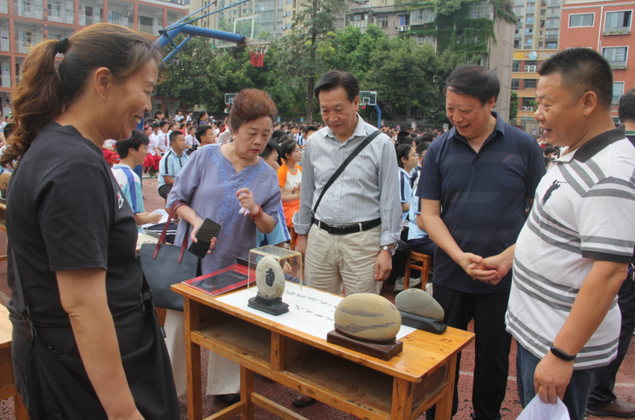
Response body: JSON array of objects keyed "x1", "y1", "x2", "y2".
[{"x1": 312, "y1": 130, "x2": 381, "y2": 218}]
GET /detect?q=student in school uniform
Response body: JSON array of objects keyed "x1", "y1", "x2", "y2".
[{"x1": 158, "y1": 130, "x2": 189, "y2": 200}]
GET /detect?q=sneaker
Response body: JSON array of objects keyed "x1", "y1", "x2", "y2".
[{"x1": 394, "y1": 276, "x2": 421, "y2": 292}]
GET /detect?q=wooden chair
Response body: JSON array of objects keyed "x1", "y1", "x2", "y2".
[
  {"x1": 288, "y1": 226, "x2": 297, "y2": 250},
  {"x1": 403, "y1": 251, "x2": 433, "y2": 290}
]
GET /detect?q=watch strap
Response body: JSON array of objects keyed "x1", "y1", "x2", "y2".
[{"x1": 550, "y1": 346, "x2": 576, "y2": 362}]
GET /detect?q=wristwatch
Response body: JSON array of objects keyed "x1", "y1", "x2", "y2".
[
  {"x1": 381, "y1": 244, "x2": 396, "y2": 256},
  {"x1": 550, "y1": 346, "x2": 576, "y2": 362}
]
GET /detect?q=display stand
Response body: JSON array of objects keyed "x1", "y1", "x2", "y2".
[{"x1": 173, "y1": 282, "x2": 474, "y2": 420}]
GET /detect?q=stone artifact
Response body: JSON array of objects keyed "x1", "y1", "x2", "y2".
[
  {"x1": 395, "y1": 289, "x2": 447, "y2": 334},
  {"x1": 248, "y1": 256, "x2": 289, "y2": 315},
  {"x1": 334, "y1": 293, "x2": 401, "y2": 341},
  {"x1": 255, "y1": 256, "x2": 285, "y2": 298},
  {"x1": 328, "y1": 293, "x2": 403, "y2": 361}
]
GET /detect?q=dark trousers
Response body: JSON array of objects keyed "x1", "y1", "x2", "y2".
[
  {"x1": 426, "y1": 284, "x2": 512, "y2": 420},
  {"x1": 517, "y1": 343, "x2": 594, "y2": 420},
  {"x1": 386, "y1": 240, "x2": 410, "y2": 286},
  {"x1": 587, "y1": 275, "x2": 635, "y2": 409}
]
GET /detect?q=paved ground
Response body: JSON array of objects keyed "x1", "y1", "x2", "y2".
[{"x1": 0, "y1": 175, "x2": 632, "y2": 419}]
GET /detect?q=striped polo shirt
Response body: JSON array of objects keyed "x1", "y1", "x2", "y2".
[{"x1": 507, "y1": 126, "x2": 635, "y2": 369}]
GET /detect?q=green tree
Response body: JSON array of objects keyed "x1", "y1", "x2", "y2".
[
  {"x1": 509, "y1": 91, "x2": 518, "y2": 122},
  {"x1": 276, "y1": 0, "x2": 347, "y2": 122},
  {"x1": 154, "y1": 35, "x2": 221, "y2": 111}
]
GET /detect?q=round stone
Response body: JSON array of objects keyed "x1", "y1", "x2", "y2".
[
  {"x1": 395, "y1": 288, "x2": 444, "y2": 320},
  {"x1": 255, "y1": 256, "x2": 285, "y2": 298},
  {"x1": 334, "y1": 293, "x2": 401, "y2": 341}
]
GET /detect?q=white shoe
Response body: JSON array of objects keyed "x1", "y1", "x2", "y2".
[{"x1": 394, "y1": 276, "x2": 421, "y2": 292}]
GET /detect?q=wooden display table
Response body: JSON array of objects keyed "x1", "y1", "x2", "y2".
[
  {"x1": 172, "y1": 283, "x2": 474, "y2": 420},
  {"x1": 0, "y1": 305, "x2": 29, "y2": 419}
]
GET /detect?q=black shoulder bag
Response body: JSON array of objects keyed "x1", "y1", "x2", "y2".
[{"x1": 311, "y1": 130, "x2": 381, "y2": 219}]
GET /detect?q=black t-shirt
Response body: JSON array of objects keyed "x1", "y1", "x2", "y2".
[{"x1": 7, "y1": 122, "x2": 145, "y2": 356}]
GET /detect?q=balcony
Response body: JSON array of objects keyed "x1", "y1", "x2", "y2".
[
  {"x1": 603, "y1": 26, "x2": 631, "y2": 36},
  {"x1": 47, "y1": 11, "x2": 75, "y2": 24},
  {"x1": 14, "y1": 37, "x2": 41, "y2": 53},
  {"x1": 1, "y1": 75, "x2": 9, "y2": 88},
  {"x1": 13, "y1": 0, "x2": 44, "y2": 19},
  {"x1": 608, "y1": 60, "x2": 627, "y2": 69}
]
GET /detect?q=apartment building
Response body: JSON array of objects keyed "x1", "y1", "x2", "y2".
[
  {"x1": 0, "y1": 0, "x2": 186, "y2": 115},
  {"x1": 560, "y1": 0, "x2": 634, "y2": 123},
  {"x1": 510, "y1": 0, "x2": 562, "y2": 128}
]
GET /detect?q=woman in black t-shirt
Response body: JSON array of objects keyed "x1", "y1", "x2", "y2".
[{"x1": 3, "y1": 24, "x2": 178, "y2": 420}]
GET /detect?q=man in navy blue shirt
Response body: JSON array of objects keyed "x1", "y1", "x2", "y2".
[{"x1": 417, "y1": 65, "x2": 545, "y2": 420}]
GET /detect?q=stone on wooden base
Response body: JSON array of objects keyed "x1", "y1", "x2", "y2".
[
  {"x1": 248, "y1": 292, "x2": 289, "y2": 316},
  {"x1": 327, "y1": 329, "x2": 403, "y2": 361},
  {"x1": 399, "y1": 311, "x2": 447, "y2": 335}
]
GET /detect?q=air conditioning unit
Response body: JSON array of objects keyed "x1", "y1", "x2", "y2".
[
  {"x1": 522, "y1": 106, "x2": 527, "y2": 110},
  {"x1": 398, "y1": 25, "x2": 409, "y2": 32},
  {"x1": 527, "y1": 106, "x2": 534, "y2": 111},
  {"x1": 3, "y1": 97, "x2": 11, "y2": 105}
]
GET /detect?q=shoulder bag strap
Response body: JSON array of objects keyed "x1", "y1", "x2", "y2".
[
  {"x1": 312, "y1": 130, "x2": 381, "y2": 218},
  {"x1": 153, "y1": 200, "x2": 189, "y2": 259}
]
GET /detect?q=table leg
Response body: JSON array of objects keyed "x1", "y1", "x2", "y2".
[
  {"x1": 240, "y1": 366, "x2": 254, "y2": 420},
  {"x1": 185, "y1": 297, "x2": 203, "y2": 420},
  {"x1": 14, "y1": 393, "x2": 29, "y2": 420},
  {"x1": 391, "y1": 377, "x2": 414, "y2": 420},
  {"x1": 434, "y1": 355, "x2": 458, "y2": 420}
]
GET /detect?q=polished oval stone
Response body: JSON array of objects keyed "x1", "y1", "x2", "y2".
[
  {"x1": 255, "y1": 256, "x2": 285, "y2": 298},
  {"x1": 334, "y1": 293, "x2": 401, "y2": 341},
  {"x1": 395, "y1": 288, "x2": 444, "y2": 320}
]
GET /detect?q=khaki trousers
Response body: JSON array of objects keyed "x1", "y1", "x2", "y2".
[{"x1": 305, "y1": 224, "x2": 382, "y2": 296}]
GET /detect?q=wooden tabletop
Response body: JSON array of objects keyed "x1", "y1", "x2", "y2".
[
  {"x1": 0, "y1": 305, "x2": 12, "y2": 349},
  {"x1": 173, "y1": 283, "x2": 474, "y2": 383}
]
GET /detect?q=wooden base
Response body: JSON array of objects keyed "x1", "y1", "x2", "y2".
[
  {"x1": 399, "y1": 311, "x2": 447, "y2": 335},
  {"x1": 248, "y1": 293, "x2": 289, "y2": 316},
  {"x1": 326, "y1": 330, "x2": 403, "y2": 361}
]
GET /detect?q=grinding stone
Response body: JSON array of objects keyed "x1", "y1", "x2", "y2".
[
  {"x1": 395, "y1": 288, "x2": 444, "y2": 320},
  {"x1": 255, "y1": 256, "x2": 285, "y2": 298},
  {"x1": 334, "y1": 293, "x2": 401, "y2": 341}
]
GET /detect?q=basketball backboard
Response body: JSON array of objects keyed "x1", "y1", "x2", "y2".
[
  {"x1": 359, "y1": 91, "x2": 378, "y2": 106},
  {"x1": 225, "y1": 93, "x2": 237, "y2": 105}
]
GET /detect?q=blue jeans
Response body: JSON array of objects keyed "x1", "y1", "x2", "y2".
[{"x1": 516, "y1": 343, "x2": 595, "y2": 420}]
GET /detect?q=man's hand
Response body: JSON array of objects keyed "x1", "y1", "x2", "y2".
[
  {"x1": 374, "y1": 250, "x2": 392, "y2": 281},
  {"x1": 469, "y1": 254, "x2": 512, "y2": 285},
  {"x1": 148, "y1": 212, "x2": 162, "y2": 225},
  {"x1": 534, "y1": 351, "x2": 574, "y2": 404},
  {"x1": 456, "y1": 252, "x2": 498, "y2": 282}
]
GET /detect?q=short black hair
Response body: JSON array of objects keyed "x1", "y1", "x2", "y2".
[
  {"x1": 280, "y1": 138, "x2": 298, "y2": 160},
  {"x1": 154, "y1": 111, "x2": 163, "y2": 118},
  {"x1": 151, "y1": 122, "x2": 160, "y2": 129},
  {"x1": 538, "y1": 48, "x2": 613, "y2": 110},
  {"x1": 395, "y1": 144, "x2": 412, "y2": 169},
  {"x1": 169, "y1": 130, "x2": 183, "y2": 144},
  {"x1": 618, "y1": 87, "x2": 635, "y2": 123},
  {"x1": 416, "y1": 141, "x2": 430, "y2": 156},
  {"x1": 160, "y1": 120, "x2": 169, "y2": 128},
  {"x1": 3, "y1": 123, "x2": 13, "y2": 140},
  {"x1": 260, "y1": 139, "x2": 281, "y2": 162},
  {"x1": 445, "y1": 65, "x2": 500, "y2": 105},
  {"x1": 543, "y1": 146, "x2": 557, "y2": 156},
  {"x1": 314, "y1": 70, "x2": 359, "y2": 103},
  {"x1": 271, "y1": 130, "x2": 286, "y2": 140},
  {"x1": 196, "y1": 124, "x2": 213, "y2": 142},
  {"x1": 116, "y1": 130, "x2": 149, "y2": 159}
]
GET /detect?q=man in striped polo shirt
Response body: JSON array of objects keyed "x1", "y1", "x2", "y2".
[{"x1": 480, "y1": 49, "x2": 635, "y2": 420}]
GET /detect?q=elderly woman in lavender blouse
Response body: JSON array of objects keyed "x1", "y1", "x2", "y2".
[{"x1": 164, "y1": 89, "x2": 281, "y2": 402}]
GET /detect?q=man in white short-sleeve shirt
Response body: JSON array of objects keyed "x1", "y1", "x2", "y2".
[{"x1": 479, "y1": 48, "x2": 635, "y2": 420}]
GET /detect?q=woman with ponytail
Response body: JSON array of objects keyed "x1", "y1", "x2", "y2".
[{"x1": 5, "y1": 24, "x2": 178, "y2": 420}]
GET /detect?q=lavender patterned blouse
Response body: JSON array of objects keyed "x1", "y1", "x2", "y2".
[{"x1": 167, "y1": 144, "x2": 281, "y2": 275}]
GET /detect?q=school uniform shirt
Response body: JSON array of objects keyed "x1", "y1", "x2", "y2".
[
  {"x1": 507, "y1": 126, "x2": 635, "y2": 369},
  {"x1": 256, "y1": 202, "x2": 291, "y2": 247},
  {"x1": 398, "y1": 167, "x2": 411, "y2": 225},
  {"x1": 407, "y1": 169, "x2": 428, "y2": 241},
  {"x1": 174, "y1": 115, "x2": 184, "y2": 122},
  {"x1": 295, "y1": 134, "x2": 305, "y2": 147},
  {"x1": 185, "y1": 134, "x2": 199, "y2": 147},
  {"x1": 158, "y1": 149, "x2": 189, "y2": 189},
  {"x1": 156, "y1": 132, "x2": 169, "y2": 154},
  {"x1": 148, "y1": 133, "x2": 159, "y2": 156},
  {"x1": 112, "y1": 163, "x2": 145, "y2": 233}
]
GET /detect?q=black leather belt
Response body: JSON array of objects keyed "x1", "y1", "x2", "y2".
[{"x1": 312, "y1": 218, "x2": 381, "y2": 235}]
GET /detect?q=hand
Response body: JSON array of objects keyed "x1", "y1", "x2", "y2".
[
  {"x1": 293, "y1": 183, "x2": 301, "y2": 194},
  {"x1": 374, "y1": 250, "x2": 392, "y2": 281},
  {"x1": 534, "y1": 351, "x2": 574, "y2": 404},
  {"x1": 456, "y1": 252, "x2": 497, "y2": 283},
  {"x1": 236, "y1": 188, "x2": 258, "y2": 214},
  {"x1": 190, "y1": 217, "x2": 217, "y2": 252},
  {"x1": 469, "y1": 253, "x2": 513, "y2": 285},
  {"x1": 296, "y1": 235, "x2": 307, "y2": 258},
  {"x1": 148, "y1": 213, "x2": 162, "y2": 225}
]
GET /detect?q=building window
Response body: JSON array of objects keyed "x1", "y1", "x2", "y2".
[
  {"x1": 569, "y1": 13, "x2": 594, "y2": 27},
  {"x1": 378, "y1": 16, "x2": 388, "y2": 28},
  {"x1": 612, "y1": 82, "x2": 624, "y2": 110},
  {"x1": 539, "y1": 41, "x2": 544, "y2": 48},
  {"x1": 524, "y1": 38, "x2": 533, "y2": 48},
  {"x1": 514, "y1": 39, "x2": 521, "y2": 48},
  {"x1": 527, "y1": 6, "x2": 534, "y2": 13},
  {"x1": 513, "y1": 6, "x2": 523, "y2": 16},
  {"x1": 548, "y1": 0, "x2": 560, "y2": 5},
  {"x1": 469, "y1": 2, "x2": 493, "y2": 19},
  {"x1": 526, "y1": 16, "x2": 534, "y2": 24},
  {"x1": 522, "y1": 98, "x2": 535, "y2": 110},
  {"x1": 547, "y1": 42, "x2": 557, "y2": 48},
  {"x1": 399, "y1": 15, "x2": 410, "y2": 26},
  {"x1": 525, "y1": 28, "x2": 533, "y2": 34},
  {"x1": 604, "y1": 11, "x2": 632, "y2": 34},
  {"x1": 48, "y1": 0, "x2": 61, "y2": 17},
  {"x1": 603, "y1": 47, "x2": 628, "y2": 68},
  {"x1": 410, "y1": 8, "x2": 434, "y2": 25},
  {"x1": 546, "y1": 18, "x2": 559, "y2": 28},
  {"x1": 513, "y1": 61, "x2": 520, "y2": 71},
  {"x1": 545, "y1": 29, "x2": 558, "y2": 38},
  {"x1": 511, "y1": 79, "x2": 519, "y2": 90},
  {"x1": 524, "y1": 79, "x2": 536, "y2": 89},
  {"x1": 525, "y1": 61, "x2": 537, "y2": 72}
]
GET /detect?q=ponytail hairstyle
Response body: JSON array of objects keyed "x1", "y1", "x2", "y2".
[
  {"x1": 2, "y1": 23, "x2": 161, "y2": 166},
  {"x1": 279, "y1": 137, "x2": 297, "y2": 162},
  {"x1": 395, "y1": 144, "x2": 412, "y2": 169}
]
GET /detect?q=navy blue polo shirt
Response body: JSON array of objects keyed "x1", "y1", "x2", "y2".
[{"x1": 417, "y1": 112, "x2": 545, "y2": 294}]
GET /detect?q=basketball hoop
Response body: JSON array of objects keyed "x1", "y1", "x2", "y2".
[
  {"x1": 361, "y1": 104, "x2": 367, "y2": 111},
  {"x1": 247, "y1": 43, "x2": 269, "y2": 67}
]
